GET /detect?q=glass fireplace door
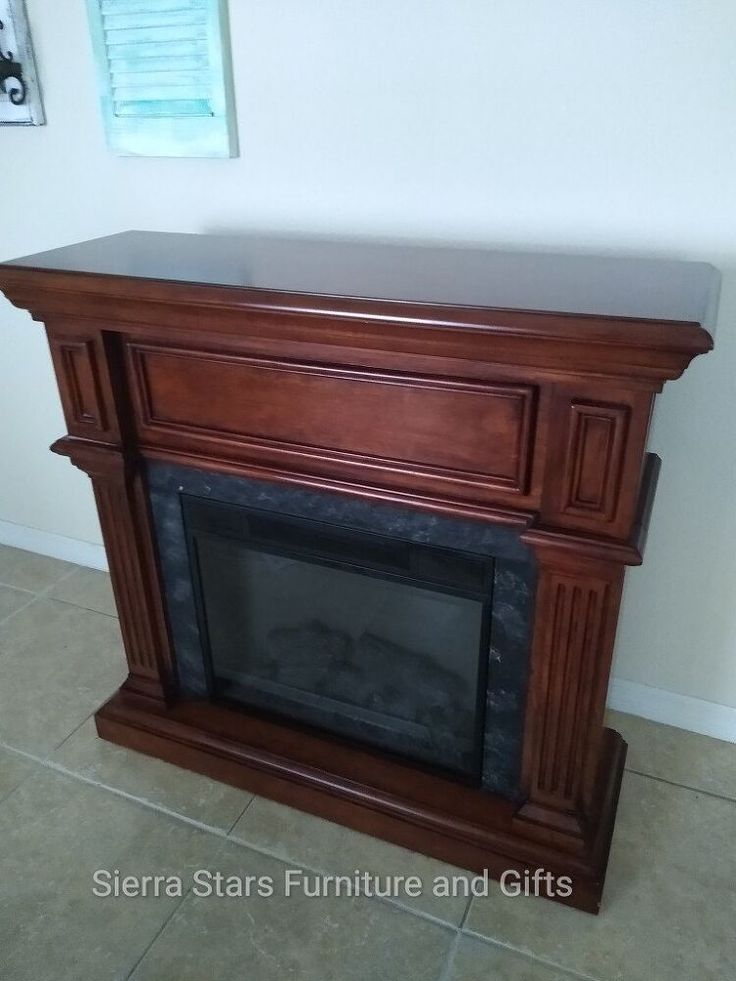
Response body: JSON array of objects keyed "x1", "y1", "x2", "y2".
[{"x1": 183, "y1": 496, "x2": 493, "y2": 780}]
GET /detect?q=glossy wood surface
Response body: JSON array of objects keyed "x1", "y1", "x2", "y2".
[
  {"x1": 3, "y1": 230, "x2": 719, "y2": 328},
  {"x1": 0, "y1": 233, "x2": 718, "y2": 913}
]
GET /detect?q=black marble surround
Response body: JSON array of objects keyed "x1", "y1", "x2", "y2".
[{"x1": 147, "y1": 462, "x2": 536, "y2": 800}]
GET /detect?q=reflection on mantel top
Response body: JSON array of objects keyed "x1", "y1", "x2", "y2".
[{"x1": 2, "y1": 230, "x2": 720, "y2": 330}]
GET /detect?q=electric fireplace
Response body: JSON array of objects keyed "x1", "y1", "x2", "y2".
[
  {"x1": 187, "y1": 498, "x2": 491, "y2": 780},
  {"x1": 0, "y1": 232, "x2": 717, "y2": 912}
]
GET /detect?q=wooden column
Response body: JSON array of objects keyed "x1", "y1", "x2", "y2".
[
  {"x1": 53, "y1": 438, "x2": 175, "y2": 704},
  {"x1": 44, "y1": 319, "x2": 174, "y2": 704},
  {"x1": 516, "y1": 545, "x2": 625, "y2": 846}
]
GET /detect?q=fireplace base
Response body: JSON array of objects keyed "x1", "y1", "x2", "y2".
[{"x1": 96, "y1": 685, "x2": 626, "y2": 914}]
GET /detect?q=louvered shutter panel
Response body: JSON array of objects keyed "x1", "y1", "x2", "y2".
[{"x1": 86, "y1": 0, "x2": 237, "y2": 157}]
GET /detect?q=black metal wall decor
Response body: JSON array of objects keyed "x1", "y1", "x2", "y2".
[
  {"x1": 0, "y1": 18, "x2": 25, "y2": 105},
  {"x1": 0, "y1": 1, "x2": 43, "y2": 125}
]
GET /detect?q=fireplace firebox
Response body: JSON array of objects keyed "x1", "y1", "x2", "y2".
[
  {"x1": 0, "y1": 232, "x2": 718, "y2": 913},
  {"x1": 187, "y1": 498, "x2": 492, "y2": 779},
  {"x1": 148, "y1": 461, "x2": 536, "y2": 799}
]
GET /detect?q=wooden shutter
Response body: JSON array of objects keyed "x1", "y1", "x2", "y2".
[{"x1": 86, "y1": 0, "x2": 237, "y2": 157}]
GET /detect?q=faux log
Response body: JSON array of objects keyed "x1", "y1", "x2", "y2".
[{"x1": 0, "y1": 232, "x2": 718, "y2": 913}]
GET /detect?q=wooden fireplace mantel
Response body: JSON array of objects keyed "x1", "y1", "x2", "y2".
[{"x1": 0, "y1": 232, "x2": 718, "y2": 912}]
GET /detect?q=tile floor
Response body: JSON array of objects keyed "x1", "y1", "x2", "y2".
[{"x1": 0, "y1": 542, "x2": 733, "y2": 980}]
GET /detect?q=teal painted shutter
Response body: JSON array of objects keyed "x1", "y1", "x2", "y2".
[{"x1": 86, "y1": 0, "x2": 238, "y2": 158}]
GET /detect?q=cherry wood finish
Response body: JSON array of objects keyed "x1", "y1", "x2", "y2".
[
  {"x1": 128, "y1": 343, "x2": 537, "y2": 505},
  {"x1": 0, "y1": 232, "x2": 717, "y2": 913}
]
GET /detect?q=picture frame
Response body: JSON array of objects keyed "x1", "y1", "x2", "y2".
[
  {"x1": 0, "y1": 0, "x2": 44, "y2": 125},
  {"x1": 86, "y1": 0, "x2": 237, "y2": 158}
]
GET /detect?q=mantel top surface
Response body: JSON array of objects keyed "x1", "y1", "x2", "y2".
[{"x1": 2, "y1": 230, "x2": 720, "y2": 328}]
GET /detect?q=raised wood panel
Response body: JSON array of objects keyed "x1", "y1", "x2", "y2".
[
  {"x1": 49, "y1": 338, "x2": 109, "y2": 435},
  {"x1": 127, "y1": 343, "x2": 538, "y2": 501},
  {"x1": 561, "y1": 402, "x2": 629, "y2": 521},
  {"x1": 541, "y1": 388, "x2": 652, "y2": 539}
]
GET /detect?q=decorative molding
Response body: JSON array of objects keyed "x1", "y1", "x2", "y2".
[
  {"x1": 0, "y1": 519, "x2": 108, "y2": 571},
  {"x1": 608, "y1": 678, "x2": 736, "y2": 745},
  {"x1": 50, "y1": 339, "x2": 109, "y2": 433},
  {"x1": 540, "y1": 388, "x2": 651, "y2": 541},
  {"x1": 0, "y1": 267, "x2": 712, "y2": 387},
  {"x1": 127, "y1": 342, "x2": 538, "y2": 503},
  {"x1": 561, "y1": 401, "x2": 629, "y2": 522}
]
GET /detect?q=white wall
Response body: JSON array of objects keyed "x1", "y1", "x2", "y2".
[{"x1": 2, "y1": 0, "x2": 735, "y2": 732}]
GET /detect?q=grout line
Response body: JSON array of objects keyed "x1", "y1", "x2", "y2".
[
  {"x1": 43, "y1": 595, "x2": 119, "y2": 619},
  {"x1": 123, "y1": 888, "x2": 193, "y2": 981},
  {"x1": 625, "y1": 766, "x2": 736, "y2": 805},
  {"x1": 0, "y1": 566, "x2": 81, "y2": 631},
  {"x1": 0, "y1": 734, "x2": 690, "y2": 980},
  {"x1": 438, "y1": 929, "x2": 462, "y2": 981},
  {"x1": 226, "y1": 823, "x2": 461, "y2": 930},
  {"x1": 0, "y1": 741, "x2": 591, "y2": 978},
  {"x1": 40, "y1": 567, "x2": 81, "y2": 591},
  {"x1": 460, "y1": 927, "x2": 603, "y2": 981},
  {"x1": 225, "y1": 791, "x2": 256, "y2": 835},
  {"x1": 0, "y1": 560, "x2": 117, "y2": 622},
  {"x1": 0, "y1": 581, "x2": 36, "y2": 595},
  {"x1": 1, "y1": 738, "x2": 465, "y2": 932},
  {"x1": 0, "y1": 735, "x2": 731, "y2": 959},
  {"x1": 225, "y1": 803, "x2": 465, "y2": 929},
  {"x1": 50, "y1": 709, "x2": 97, "y2": 753},
  {"x1": 224, "y1": 802, "x2": 463, "y2": 927},
  {"x1": 0, "y1": 591, "x2": 43, "y2": 629},
  {"x1": 0, "y1": 764, "x2": 39, "y2": 810},
  {"x1": 0, "y1": 741, "x2": 234, "y2": 839},
  {"x1": 16, "y1": 718, "x2": 731, "y2": 961},
  {"x1": 6, "y1": 722, "x2": 732, "y2": 967},
  {"x1": 371, "y1": 893, "x2": 460, "y2": 932},
  {"x1": 458, "y1": 893, "x2": 473, "y2": 930}
]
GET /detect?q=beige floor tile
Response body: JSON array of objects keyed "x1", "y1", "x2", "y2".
[
  {"x1": 0, "y1": 584, "x2": 31, "y2": 622},
  {"x1": 608, "y1": 709, "x2": 736, "y2": 800},
  {"x1": 0, "y1": 598, "x2": 126, "y2": 754},
  {"x1": 0, "y1": 767, "x2": 231, "y2": 981},
  {"x1": 230, "y1": 795, "x2": 471, "y2": 925},
  {"x1": 47, "y1": 567, "x2": 117, "y2": 617},
  {"x1": 0, "y1": 746, "x2": 37, "y2": 802},
  {"x1": 0, "y1": 544, "x2": 76, "y2": 593},
  {"x1": 450, "y1": 936, "x2": 574, "y2": 980},
  {"x1": 466, "y1": 771, "x2": 736, "y2": 981},
  {"x1": 131, "y1": 839, "x2": 454, "y2": 981},
  {"x1": 53, "y1": 718, "x2": 253, "y2": 830}
]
